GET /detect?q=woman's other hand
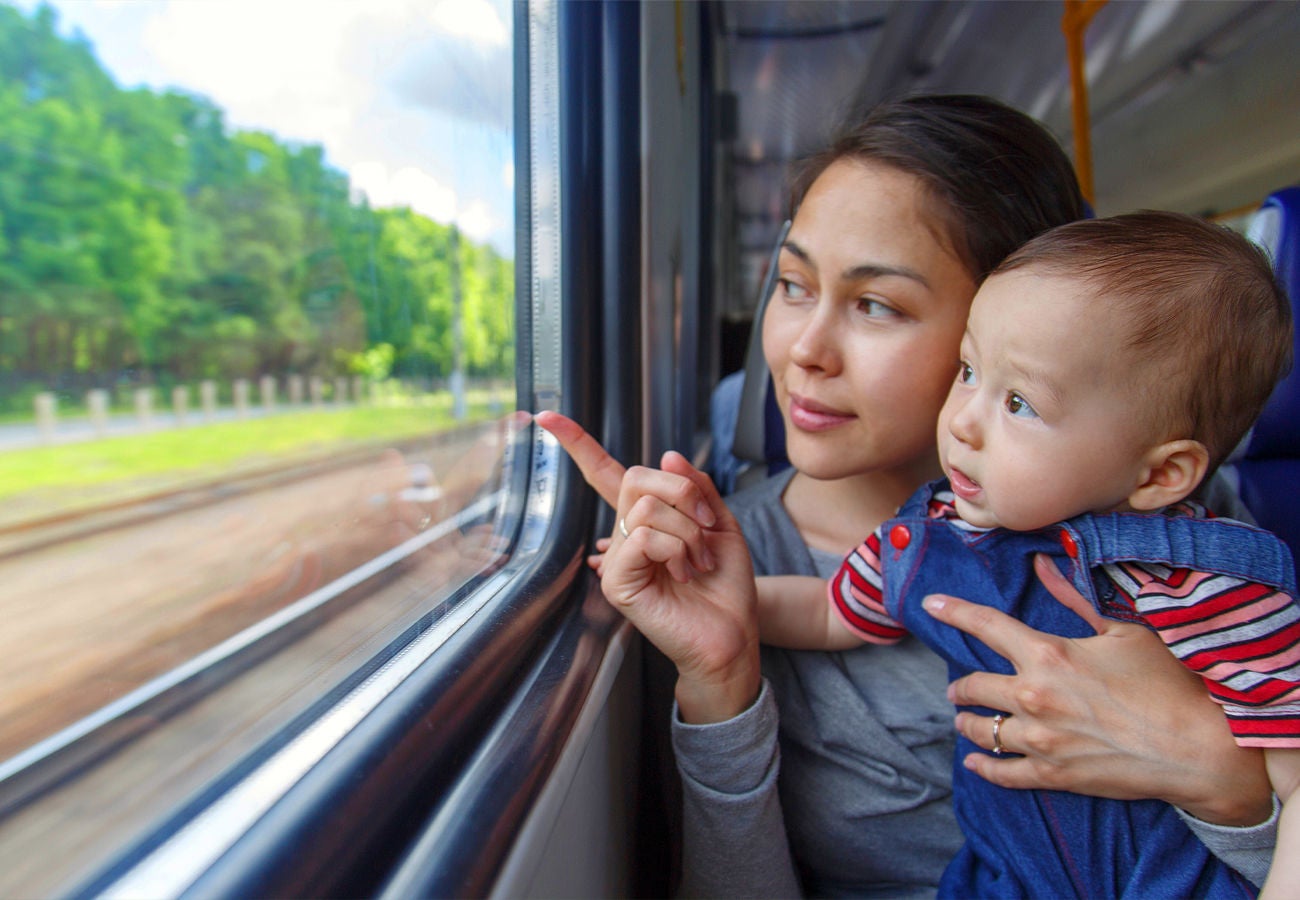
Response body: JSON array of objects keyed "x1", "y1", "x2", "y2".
[{"x1": 926, "y1": 553, "x2": 1273, "y2": 827}]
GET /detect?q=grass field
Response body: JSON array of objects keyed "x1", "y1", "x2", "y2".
[{"x1": 0, "y1": 390, "x2": 515, "y2": 523}]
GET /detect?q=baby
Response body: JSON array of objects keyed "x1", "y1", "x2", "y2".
[{"x1": 759, "y1": 212, "x2": 1299, "y2": 898}]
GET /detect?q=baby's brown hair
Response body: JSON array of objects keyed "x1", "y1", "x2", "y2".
[{"x1": 996, "y1": 211, "x2": 1293, "y2": 470}]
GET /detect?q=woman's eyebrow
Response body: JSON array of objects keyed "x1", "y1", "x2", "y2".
[
  {"x1": 781, "y1": 239, "x2": 816, "y2": 269},
  {"x1": 843, "y1": 261, "x2": 929, "y2": 288},
  {"x1": 782, "y1": 239, "x2": 929, "y2": 288}
]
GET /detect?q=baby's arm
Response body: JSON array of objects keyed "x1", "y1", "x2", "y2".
[
  {"x1": 1261, "y1": 749, "x2": 1300, "y2": 899},
  {"x1": 756, "y1": 575, "x2": 862, "y2": 650}
]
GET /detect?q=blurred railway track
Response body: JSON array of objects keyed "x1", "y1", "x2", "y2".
[
  {"x1": 0, "y1": 423, "x2": 489, "y2": 562},
  {"x1": 0, "y1": 419, "x2": 510, "y2": 762}
]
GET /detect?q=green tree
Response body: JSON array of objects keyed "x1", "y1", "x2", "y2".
[{"x1": 0, "y1": 1, "x2": 516, "y2": 408}]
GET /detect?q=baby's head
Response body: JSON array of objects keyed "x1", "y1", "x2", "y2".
[{"x1": 938, "y1": 211, "x2": 1292, "y2": 531}]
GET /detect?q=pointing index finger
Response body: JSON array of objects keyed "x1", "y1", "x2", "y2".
[{"x1": 535, "y1": 410, "x2": 625, "y2": 507}]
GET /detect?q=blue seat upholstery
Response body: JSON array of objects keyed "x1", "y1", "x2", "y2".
[
  {"x1": 1235, "y1": 186, "x2": 1300, "y2": 580},
  {"x1": 706, "y1": 367, "x2": 789, "y2": 495},
  {"x1": 705, "y1": 369, "x2": 748, "y2": 495}
]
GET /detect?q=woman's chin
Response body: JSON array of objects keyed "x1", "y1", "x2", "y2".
[
  {"x1": 786, "y1": 437, "x2": 942, "y2": 488},
  {"x1": 784, "y1": 443, "x2": 868, "y2": 483}
]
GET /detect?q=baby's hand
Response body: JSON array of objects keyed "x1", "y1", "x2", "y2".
[{"x1": 586, "y1": 536, "x2": 611, "y2": 577}]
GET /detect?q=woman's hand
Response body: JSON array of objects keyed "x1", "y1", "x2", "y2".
[
  {"x1": 537, "y1": 411, "x2": 763, "y2": 724},
  {"x1": 925, "y1": 553, "x2": 1273, "y2": 827},
  {"x1": 535, "y1": 410, "x2": 627, "y2": 506}
]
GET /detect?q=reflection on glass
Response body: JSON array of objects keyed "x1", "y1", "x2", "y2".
[{"x1": 0, "y1": 0, "x2": 517, "y2": 877}]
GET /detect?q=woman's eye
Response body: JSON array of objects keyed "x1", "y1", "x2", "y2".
[
  {"x1": 956, "y1": 362, "x2": 975, "y2": 385},
  {"x1": 1006, "y1": 393, "x2": 1039, "y2": 419},
  {"x1": 859, "y1": 297, "x2": 898, "y2": 318},
  {"x1": 777, "y1": 277, "x2": 808, "y2": 301}
]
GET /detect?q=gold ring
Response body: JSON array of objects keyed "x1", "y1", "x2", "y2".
[
  {"x1": 619, "y1": 517, "x2": 630, "y2": 538},
  {"x1": 992, "y1": 713, "x2": 1008, "y2": 756}
]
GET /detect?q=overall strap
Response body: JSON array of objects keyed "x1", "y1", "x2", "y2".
[{"x1": 1064, "y1": 511, "x2": 1298, "y2": 596}]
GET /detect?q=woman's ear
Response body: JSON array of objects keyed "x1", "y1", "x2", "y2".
[{"x1": 1128, "y1": 439, "x2": 1210, "y2": 511}]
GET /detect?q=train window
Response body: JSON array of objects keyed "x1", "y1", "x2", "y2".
[{"x1": 0, "y1": 0, "x2": 542, "y2": 894}]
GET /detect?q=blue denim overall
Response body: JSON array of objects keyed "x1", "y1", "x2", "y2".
[{"x1": 880, "y1": 480, "x2": 1298, "y2": 899}]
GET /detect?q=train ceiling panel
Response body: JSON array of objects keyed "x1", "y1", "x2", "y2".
[{"x1": 716, "y1": 0, "x2": 1300, "y2": 230}]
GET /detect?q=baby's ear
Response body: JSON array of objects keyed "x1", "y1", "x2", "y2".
[{"x1": 1128, "y1": 440, "x2": 1210, "y2": 511}]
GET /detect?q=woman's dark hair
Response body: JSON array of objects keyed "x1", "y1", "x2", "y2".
[{"x1": 789, "y1": 95, "x2": 1086, "y2": 281}]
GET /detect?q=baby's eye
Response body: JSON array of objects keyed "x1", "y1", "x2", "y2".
[
  {"x1": 1006, "y1": 392, "x2": 1039, "y2": 419},
  {"x1": 956, "y1": 362, "x2": 975, "y2": 385},
  {"x1": 777, "y1": 277, "x2": 808, "y2": 301}
]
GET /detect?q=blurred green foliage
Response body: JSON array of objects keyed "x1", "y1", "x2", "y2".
[{"x1": 0, "y1": 4, "x2": 515, "y2": 414}]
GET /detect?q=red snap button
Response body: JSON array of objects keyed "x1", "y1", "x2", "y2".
[
  {"x1": 1060, "y1": 528, "x2": 1078, "y2": 558},
  {"x1": 889, "y1": 525, "x2": 911, "y2": 550}
]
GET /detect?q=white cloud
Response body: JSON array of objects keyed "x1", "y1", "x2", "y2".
[
  {"x1": 429, "y1": 0, "x2": 507, "y2": 46},
  {"x1": 27, "y1": 0, "x2": 515, "y2": 253},
  {"x1": 140, "y1": 1, "x2": 366, "y2": 148},
  {"x1": 392, "y1": 167, "x2": 460, "y2": 223},
  {"x1": 456, "y1": 199, "x2": 497, "y2": 243},
  {"x1": 350, "y1": 164, "x2": 500, "y2": 242},
  {"x1": 351, "y1": 163, "x2": 457, "y2": 223}
]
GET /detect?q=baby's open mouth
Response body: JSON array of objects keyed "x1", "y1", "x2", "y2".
[{"x1": 948, "y1": 466, "x2": 982, "y2": 500}]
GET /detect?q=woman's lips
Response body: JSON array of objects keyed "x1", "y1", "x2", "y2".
[
  {"x1": 787, "y1": 394, "x2": 854, "y2": 432},
  {"x1": 948, "y1": 466, "x2": 983, "y2": 501}
]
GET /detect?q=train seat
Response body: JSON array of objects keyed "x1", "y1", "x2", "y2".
[
  {"x1": 1232, "y1": 186, "x2": 1300, "y2": 578},
  {"x1": 705, "y1": 370, "x2": 746, "y2": 495},
  {"x1": 706, "y1": 357, "x2": 789, "y2": 496},
  {"x1": 707, "y1": 223, "x2": 790, "y2": 495}
]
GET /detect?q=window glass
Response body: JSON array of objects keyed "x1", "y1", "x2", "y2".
[{"x1": 0, "y1": 1, "x2": 518, "y2": 892}]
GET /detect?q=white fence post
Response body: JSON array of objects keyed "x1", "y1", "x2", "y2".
[
  {"x1": 260, "y1": 375, "x2": 276, "y2": 412},
  {"x1": 200, "y1": 380, "x2": 217, "y2": 422},
  {"x1": 133, "y1": 388, "x2": 154, "y2": 428},
  {"x1": 34, "y1": 392, "x2": 57, "y2": 443},
  {"x1": 86, "y1": 389, "x2": 109, "y2": 437},
  {"x1": 233, "y1": 379, "x2": 250, "y2": 420},
  {"x1": 172, "y1": 385, "x2": 189, "y2": 425}
]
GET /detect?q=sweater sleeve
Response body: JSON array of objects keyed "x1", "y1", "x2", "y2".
[
  {"x1": 672, "y1": 679, "x2": 803, "y2": 898},
  {"x1": 1176, "y1": 795, "x2": 1280, "y2": 888}
]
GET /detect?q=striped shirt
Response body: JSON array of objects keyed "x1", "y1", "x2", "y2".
[{"x1": 830, "y1": 491, "x2": 1300, "y2": 748}]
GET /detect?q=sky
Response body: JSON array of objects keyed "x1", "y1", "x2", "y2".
[{"x1": 12, "y1": 0, "x2": 515, "y2": 255}]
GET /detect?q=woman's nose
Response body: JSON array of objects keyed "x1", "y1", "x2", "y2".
[{"x1": 788, "y1": 307, "x2": 841, "y2": 374}]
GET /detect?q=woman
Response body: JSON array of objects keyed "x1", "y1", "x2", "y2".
[{"x1": 538, "y1": 95, "x2": 1277, "y2": 897}]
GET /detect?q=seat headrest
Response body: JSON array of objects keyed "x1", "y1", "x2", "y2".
[
  {"x1": 733, "y1": 220, "x2": 791, "y2": 466},
  {"x1": 1245, "y1": 187, "x2": 1300, "y2": 459}
]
